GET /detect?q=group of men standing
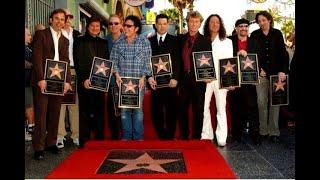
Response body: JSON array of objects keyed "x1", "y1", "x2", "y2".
[{"x1": 27, "y1": 8, "x2": 289, "y2": 160}]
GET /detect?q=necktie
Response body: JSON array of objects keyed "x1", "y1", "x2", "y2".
[{"x1": 159, "y1": 36, "x2": 164, "y2": 46}]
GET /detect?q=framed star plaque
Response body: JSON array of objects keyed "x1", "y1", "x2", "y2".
[
  {"x1": 119, "y1": 77, "x2": 141, "y2": 108},
  {"x1": 43, "y1": 59, "x2": 67, "y2": 96},
  {"x1": 61, "y1": 74, "x2": 77, "y2": 105},
  {"x1": 192, "y1": 51, "x2": 216, "y2": 81},
  {"x1": 150, "y1": 53, "x2": 172, "y2": 88},
  {"x1": 89, "y1": 57, "x2": 113, "y2": 92},
  {"x1": 270, "y1": 75, "x2": 289, "y2": 106},
  {"x1": 239, "y1": 53, "x2": 259, "y2": 84},
  {"x1": 111, "y1": 86, "x2": 121, "y2": 116},
  {"x1": 219, "y1": 57, "x2": 240, "y2": 89}
]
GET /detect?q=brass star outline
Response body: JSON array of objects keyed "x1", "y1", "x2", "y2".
[
  {"x1": 242, "y1": 56, "x2": 255, "y2": 70},
  {"x1": 197, "y1": 54, "x2": 211, "y2": 67},
  {"x1": 95, "y1": 61, "x2": 109, "y2": 76},
  {"x1": 154, "y1": 58, "x2": 169, "y2": 73},
  {"x1": 49, "y1": 64, "x2": 64, "y2": 79},
  {"x1": 222, "y1": 60, "x2": 236, "y2": 74},
  {"x1": 123, "y1": 80, "x2": 137, "y2": 93},
  {"x1": 109, "y1": 152, "x2": 181, "y2": 174},
  {"x1": 274, "y1": 80, "x2": 286, "y2": 92}
]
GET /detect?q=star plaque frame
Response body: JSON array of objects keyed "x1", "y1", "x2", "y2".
[
  {"x1": 270, "y1": 75, "x2": 289, "y2": 106},
  {"x1": 118, "y1": 77, "x2": 141, "y2": 109},
  {"x1": 219, "y1": 57, "x2": 240, "y2": 89},
  {"x1": 150, "y1": 53, "x2": 172, "y2": 88},
  {"x1": 43, "y1": 59, "x2": 67, "y2": 96},
  {"x1": 89, "y1": 57, "x2": 113, "y2": 92},
  {"x1": 239, "y1": 53, "x2": 259, "y2": 84},
  {"x1": 192, "y1": 51, "x2": 216, "y2": 82},
  {"x1": 111, "y1": 86, "x2": 121, "y2": 116},
  {"x1": 61, "y1": 74, "x2": 77, "y2": 105}
]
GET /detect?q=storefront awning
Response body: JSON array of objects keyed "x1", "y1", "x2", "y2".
[{"x1": 79, "y1": 0, "x2": 110, "y2": 23}]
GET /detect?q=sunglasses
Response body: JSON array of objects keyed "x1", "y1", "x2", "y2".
[
  {"x1": 108, "y1": 22, "x2": 120, "y2": 26},
  {"x1": 123, "y1": 24, "x2": 134, "y2": 28},
  {"x1": 238, "y1": 25, "x2": 248, "y2": 28}
]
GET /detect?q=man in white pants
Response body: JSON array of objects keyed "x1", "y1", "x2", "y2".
[
  {"x1": 57, "y1": 9, "x2": 81, "y2": 148},
  {"x1": 201, "y1": 14, "x2": 233, "y2": 147}
]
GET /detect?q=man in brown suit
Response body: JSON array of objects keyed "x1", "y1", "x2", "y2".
[{"x1": 31, "y1": 9, "x2": 71, "y2": 160}]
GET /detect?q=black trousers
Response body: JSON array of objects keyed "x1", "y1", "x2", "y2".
[
  {"x1": 78, "y1": 87, "x2": 105, "y2": 147},
  {"x1": 151, "y1": 87, "x2": 178, "y2": 139},
  {"x1": 228, "y1": 84, "x2": 260, "y2": 138},
  {"x1": 107, "y1": 85, "x2": 121, "y2": 140},
  {"x1": 178, "y1": 73, "x2": 206, "y2": 139}
]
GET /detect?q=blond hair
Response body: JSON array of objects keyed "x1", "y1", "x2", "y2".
[{"x1": 186, "y1": 11, "x2": 204, "y2": 23}]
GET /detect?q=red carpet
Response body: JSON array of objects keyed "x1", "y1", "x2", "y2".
[{"x1": 47, "y1": 140, "x2": 237, "y2": 179}]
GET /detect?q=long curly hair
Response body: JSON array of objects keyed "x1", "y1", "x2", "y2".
[{"x1": 203, "y1": 14, "x2": 226, "y2": 41}]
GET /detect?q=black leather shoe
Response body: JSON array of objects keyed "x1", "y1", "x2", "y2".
[
  {"x1": 45, "y1": 145, "x2": 61, "y2": 154},
  {"x1": 34, "y1": 151, "x2": 44, "y2": 160},
  {"x1": 270, "y1": 135, "x2": 280, "y2": 143}
]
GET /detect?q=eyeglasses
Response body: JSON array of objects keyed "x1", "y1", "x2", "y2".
[
  {"x1": 123, "y1": 24, "x2": 134, "y2": 28},
  {"x1": 108, "y1": 22, "x2": 120, "y2": 26},
  {"x1": 238, "y1": 25, "x2": 248, "y2": 28}
]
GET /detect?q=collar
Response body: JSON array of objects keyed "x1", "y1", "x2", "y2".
[{"x1": 157, "y1": 32, "x2": 167, "y2": 41}]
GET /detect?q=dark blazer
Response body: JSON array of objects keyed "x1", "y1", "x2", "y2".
[
  {"x1": 73, "y1": 32, "x2": 109, "y2": 85},
  {"x1": 73, "y1": 29, "x2": 81, "y2": 39},
  {"x1": 149, "y1": 33, "x2": 181, "y2": 81},
  {"x1": 178, "y1": 32, "x2": 212, "y2": 82},
  {"x1": 31, "y1": 28, "x2": 71, "y2": 86},
  {"x1": 250, "y1": 28, "x2": 288, "y2": 76}
]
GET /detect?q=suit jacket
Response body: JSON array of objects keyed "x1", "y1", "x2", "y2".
[
  {"x1": 31, "y1": 28, "x2": 71, "y2": 86},
  {"x1": 73, "y1": 29, "x2": 81, "y2": 39},
  {"x1": 73, "y1": 32, "x2": 109, "y2": 85},
  {"x1": 149, "y1": 33, "x2": 181, "y2": 81},
  {"x1": 250, "y1": 28, "x2": 288, "y2": 76},
  {"x1": 178, "y1": 32, "x2": 212, "y2": 83}
]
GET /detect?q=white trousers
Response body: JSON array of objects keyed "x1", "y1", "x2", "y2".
[{"x1": 201, "y1": 80, "x2": 228, "y2": 144}]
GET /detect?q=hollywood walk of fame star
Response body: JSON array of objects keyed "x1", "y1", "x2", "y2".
[
  {"x1": 222, "y1": 60, "x2": 236, "y2": 74},
  {"x1": 108, "y1": 153, "x2": 181, "y2": 173},
  {"x1": 49, "y1": 64, "x2": 64, "y2": 79},
  {"x1": 197, "y1": 54, "x2": 211, "y2": 67},
  {"x1": 274, "y1": 80, "x2": 286, "y2": 92},
  {"x1": 242, "y1": 56, "x2": 255, "y2": 70},
  {"x1": 154, "y1": 58, "x2": 169, "y2": 73},
  {"x1": 95, "y1": 62, "x2": 109, "y2": 76},
  {"x1": 123, "y1": 80, "x2": 137, "y2": 93}
]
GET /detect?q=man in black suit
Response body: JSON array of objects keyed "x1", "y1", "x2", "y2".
[
  {"x1": 228, "y1": 18, "x2": 261, "y2": 145},
  {"x1": 148, "y1": 14, "x2": 181, "y2": 140},
  {"x1": 177, "y1": 11, "x2": 212, "y2": 139},
  {"x1": 31, "y1": 9, "x2": 71, "y2": 160}
]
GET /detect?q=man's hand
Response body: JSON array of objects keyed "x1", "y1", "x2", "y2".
[
  {"x1": 38, "y1": 80, "x2": 46, "y2": 93},
  {"x1": 64, "y1": 83, "x2": 71, "y2": 94},
  {"x1": 169, "y1": 79, "x2": 178, "y2": 88},
  {"x1": 25, "y1": 60, "x2": 33, "y2": 69},
  {"x1": 278, "y1": 72, "x2": 286, "y2": 81},
  {"x1": 139, "y1": 76, "x2": 145, "y2": 91},
  {"x1": 204, "y1": 79, "x2": 213, "y2": 83},
  {"x1": 237, "y1": 50, "x2": 247, "y2": 57},
  {"x1": 260, "y1": 68, "x2": 266, "y2": 77},
  {"x1": 148, "y1": 77, "x2": 156, "y2": 90},
  {"x1": 115, "y1": 74, "x2": 122, "y2": 87},
  {"x1": 226, "y1": 86, "x2": 236, "y2": 91},
  {"x1": 83, "y1": 79, "x2": 91, "y2": 89}
]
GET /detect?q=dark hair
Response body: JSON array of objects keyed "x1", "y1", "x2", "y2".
[
  {"x1": 156, "y1": 14, "x2": 169, "y2": 23},
  {"x1": 255, "y1": 11, "x2": 274, "y2": 27},
  {"x1": 86, "y1": 16, "x2": 102, "y2": 30},
  {"x1": 49, "y1": 9, "x2": 67, "y2": 22},
  {"x1": 203, "y1": 14, "x2": 226, "y2": 41},
  {"x1": 125, "y1": 15, "x2": 142, "y2": 34}
]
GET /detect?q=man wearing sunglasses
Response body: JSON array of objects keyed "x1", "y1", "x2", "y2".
[
  {"x1": 228, "y1": 18, "x2": 261, "y2": 145},
  {"x1": 111, "y1": 15, "x2": 154, "y2": 141},
  {"x1": 105, "y1": 14, "x2": 123, "y2": 140}
]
